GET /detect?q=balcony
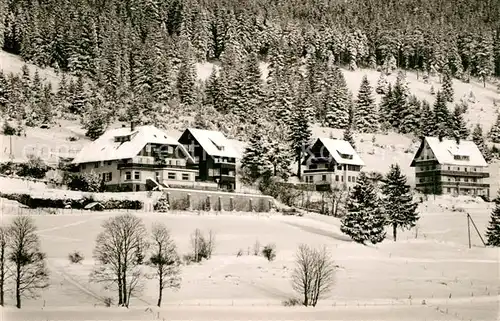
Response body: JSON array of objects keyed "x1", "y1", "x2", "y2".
[
  {"x1": 303, "y1": 168, "x2": 334, "y2": 174},
  {"x1": 415, "y1": 169, "x2": 489, "y2": 178},
  {"x1": 117, "y1": 156, "x2": 191, "y2": 170}
]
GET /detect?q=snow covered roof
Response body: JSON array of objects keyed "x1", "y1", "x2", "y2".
[
  {"x1": 411, "y1": 137, "x2": 488, "y2": 167},
  {"x1": 72, "y1": 125, "x2": 186, "y2": 164},
  {"x1": 184, "y1": 128, "x2": 240, "y2": 159},
  {"x1": 312, "y1": 138, "x2": 365, "y2": 166}
]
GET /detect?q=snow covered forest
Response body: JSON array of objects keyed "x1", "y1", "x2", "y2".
[{"x1": 0, "y1": 0, "x2": 499, "y2": 151}]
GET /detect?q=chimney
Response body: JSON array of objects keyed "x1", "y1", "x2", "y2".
[{"x1": 131, "y1": 121, "x2": 135, "y2": 131}]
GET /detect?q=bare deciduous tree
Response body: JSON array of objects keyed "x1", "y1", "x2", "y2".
[
  {"x1": 291, "y1": 244, "x2": 335, "y2": 307},
  {"x1": 191, "y1": 229, "x2": 215, "y2": 262},
  {"x1": 0, "y1": 226, "x2": 9, "y2": 306},
  {"x1": 90, "y1": 213, "x2": 148, "y2": 307},
  {"x1": 148, "y1": 223, "x2": 181, "y2": 307},
  {"x1": 7, "y1": 216, "x2": 49, "y2": 309}
]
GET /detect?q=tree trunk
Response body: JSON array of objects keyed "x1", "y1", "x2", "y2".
[
  {"x1": 16, "y1": 263, "x2": 21, "y2": 309},
  {"x1": 0, "y1": 244, "x2": 4, "y2": 306},
  {"x1": 273, "y1": 164, "x2": 277, "y2": 176},
  {"x1": 118, "y1": 261, "x2": 123, "y2": 306},
  {"x1": 157, "y1": 284, "x2": 163, "y2": 307},
  {"x1": 393, "y1": 223, "x2": 397, "y2": 242},
  {"x1": 297, "y1": 149, "x2": 302, "y2": 179},
  {"x1": 122, "y1": 272, "x2": 127, "y2": 307}
]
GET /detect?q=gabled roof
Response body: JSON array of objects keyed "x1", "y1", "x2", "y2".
[
  {"x1": 306, "y1": 138, "x2": 365, "y2": 166},
  {"x1": 183, "y1": 128, "x2": 240, "y2": 159},
  {"x1": 410, "y1": 137, "x2": 488, "y2": 167},
  {"x1": 72, "y1": 125, "x2": 189, "y2": 164}
]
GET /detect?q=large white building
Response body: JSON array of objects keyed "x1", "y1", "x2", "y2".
[
  {"x1": 410, "y1": 137, "x2": 490, "y2": 197},
  {"x1": 72, "y1": 125, "x2": 198, "y2": 192},
  {"x1": 302, "y1": 137, "x2": 365, "y2": 191}
]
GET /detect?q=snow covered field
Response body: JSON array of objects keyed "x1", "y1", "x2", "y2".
[{"x1": 1, "y1": 196, "x2": 499, "y2": 321}]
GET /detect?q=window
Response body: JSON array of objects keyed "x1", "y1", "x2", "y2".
[
  {"x1": 335, "y1": 175, "x2": 339, "y2": 182},
  {"x1": 146, "y1": 144, "x2": 151, "y2": 153},
  {"x1": 168, "y1": 146, "x2": 174, "y2": 153},
  {"x1": 337, "y1": 165, "x2": 342, "y2": 170},
  {"x1": 465, "y1": 178, "x2": 469, "y2": 182},
  {"x1": 229, "y1": 170, "x2": 235, "y2": 176},
  {"x1": 348, "y1": 176, "x2": 351, "y2": 182},
  {"x1": 104, "y1": 172, "x2": 112, "y2": 182},
  {"x1": 213, "y1": 168, "x2": 220, "y2": 176},
  {"x1": 473, "y1": 178, "x2": 477, "y2": 182},
  {"x1": 182, "y1": 173, "x2": 189, "y2": 181},
  {"x1": 465, "y1": 167, "x2": 467, "y2": 172},
  {"x1": 305, "y1": 176, "x2": 309, "y2": 183},
  {"x1": 94, "y1": 162, "x2": 99, "y2": 168},
  {"x1": 322, "y1": 175, "x2": 326, "y2": 181},
  {"x1": 457, "y1": 167, "x2": 460, "y2": 171},
  {"x1": 155, "y1": 172, "x2": 160, "y2": 181},
  {"x1": 310, "y1": 164, "x2": 318, "y2": 169},
  {"x1": 81, "y1": 164, "x2": 86, "y2": 170},
  {"x1": 420, "y1": 178, "x2": 424, "y2": 183},
  {"x1": 309, "y1": 176, "x2": 314, "y2": 182},
  {"x1": 341, "y1": 176, "x2": 344, "y2": 182},
  {"x1": 447, "y1": 188, "x2": 451, "y2": 193},
  {"x1": 474, "y1": 168, "x2": 477, "y2": 172},
  {"x1": 168, "y1": 172, "x2": 176, "y2": 180},
  {"x1": 176, "y1": 160, "x2": 180, "y2": 166},
  {"x1": 352, "y1": 176, "x2": 356, "y2": 183},
  {"x1": 125, "y1": 171, "x2": 131, "y2": 180},
  {"x1": 448, "y1": 166, "x2": 451, "y2": 170},
  {"x1": 134, "y1": 171, "x2": 140, "y2": 180}
]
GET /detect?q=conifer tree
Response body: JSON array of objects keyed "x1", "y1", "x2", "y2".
[
  {"x1": 376, "y1": 72, "x2": 388, "y2": 95},
  {"x1": 323, "y1": 67, "x2": 350, "y2": 129},
  {"x1": 488, "y1": 114, "x2": 500, "y2": 143},
  {"x1": 486, "y1": 195, "x2": 500, "y2": 246},
  {"x1": 450, "y1": 104, "x2": 469, "y2": 141},
  {"x1": 289, "y1": 92, "x2": 312, "y2": 179},
  {"x1": 441, "y1": 66, "x2": 454, "y2": 103},
  {"x1": 341, "y1": 172, "x2": 386, "y2": 245},
  {"x1": 70, "y1": 77, "x2": 88, "y2": 114},
  {"x1": 400, "y1": 95, "x2": 421, "y2": 135},
  {"x1": 472, "y1": 124, "x2": 492, "y2": 163},
  {"x1": 420, "y1": 100, "x2": 435, "y2": 137},
  {"x1": 381, "y1": 164, "x2": 419, "y2": 242},
  {"x1": 177, "y1": 51, "x2": 197, "y2": 105},
  {"x1": 241, "y1": 126, "x2": 270, "y2": 184},
  {"x1": 355, "y1": 75, "x2": 377, "y2": 133},
  {"x1": 433, "y1": 91, "x2": 451, "y2": 139},
  {"x1": 343, "y1": 126, "x2": 356, "y2": 150}
]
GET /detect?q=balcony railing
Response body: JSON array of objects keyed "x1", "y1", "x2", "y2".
[
  {"x1": 415, "y1": 170, "x2": 489, "y2": 178},
  {"x1": 303, "y1": 168, "x2": 334, "y2": 173}
]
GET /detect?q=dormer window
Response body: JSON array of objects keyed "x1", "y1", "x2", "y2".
[
  {"x1": 114, "y1": 135, "x2": 131, "y2": 143},
  {"x1": 338, "y1": 151, "x2": 353, "y2": 160},
  {"x1": 453, "y1": 155, "x2": 469, "y2": 161}
]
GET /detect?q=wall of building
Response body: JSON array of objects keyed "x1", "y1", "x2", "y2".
[{"x1": 80, "y1": 161, "x2": 122, "y2": 185}]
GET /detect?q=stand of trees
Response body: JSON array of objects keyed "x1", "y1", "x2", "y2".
[{"x1": 0, "y1": 216, "x2": 49, "y2": 309}]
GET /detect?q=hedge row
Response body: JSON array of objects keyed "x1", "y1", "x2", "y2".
[{"x1": 0, "y1": 193, "x2": 143, "y2": 210}]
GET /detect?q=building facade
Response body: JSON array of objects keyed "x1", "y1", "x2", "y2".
[
  {"x1": 72, "y1": 125, "x2": 198, "y2": 192},
  {"x1": 410, "y1": 137, "x2": 490, "y2": 197},
  {"x1": 178, "y1": 128, "x2": 240, "y2": 191},
  {"x1": 302, "y1": 138, "x2": 364, "y2": 191}
]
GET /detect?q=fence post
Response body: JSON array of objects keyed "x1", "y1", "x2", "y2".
[
  {"x1": 218, "y1": 196, "x2": 222, "y2": 212},
  {"x1": 229, "y1": 197, "x2": 234, "y2": 211},
  {"x1": 206, "y1": 195, "x2": 211, "y2": 211},
  {"x1": 187, "y1": 194, "x2": 192, "y2": 210},
  {"x1": 268, "y1": 199, "x2": 273, "y2": 212},
  {"x1": 166, "y1": 192, "x2": 170, "y2": 205},
  {"x1": 249, "y1": 199, "x2": 253, "y2": 212}
]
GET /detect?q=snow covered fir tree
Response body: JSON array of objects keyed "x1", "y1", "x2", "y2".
[
  {"x1": 381, "y1": 164, "x2": 419, "y2": 242},
  {"x1": 486, "y1": 195, "x2": 500, "y2": 247},
  {"x1": 341, "y1": 172, "x2": 386, "y2": 245}
]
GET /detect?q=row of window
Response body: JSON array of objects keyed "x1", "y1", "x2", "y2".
[
  {"x1": 165, "y1": 172, "x2": 190, "y2": 181},
  {"x1": 308, "y1": 164, "x2": 361, "y2": 171},
  {"x1": 125, "y1": 171, "x2": 141, "y2": 180},
  {"x1": 419, "y1": 177, "x2": 479, "y2": 183},
  {"x1": 419, "y1": 165, "x2": 479, "y2": 172},
  {"x1": 81, "y1": 161, "x2": 113, "y2": 170},
  {"x1": 305, "y1": 175, "x2": 358, "y2": 183},
  {"x1": 208, "y1": 168, "x2": 235, "y2": 176}
]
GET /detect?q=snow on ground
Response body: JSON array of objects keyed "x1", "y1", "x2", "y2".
[
  {"x1": 0, "y1": 50, "x2": 63, "y2": 89},
  {"x1": 2, "y1": 195, "x2": 499, "y2": 320}
]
